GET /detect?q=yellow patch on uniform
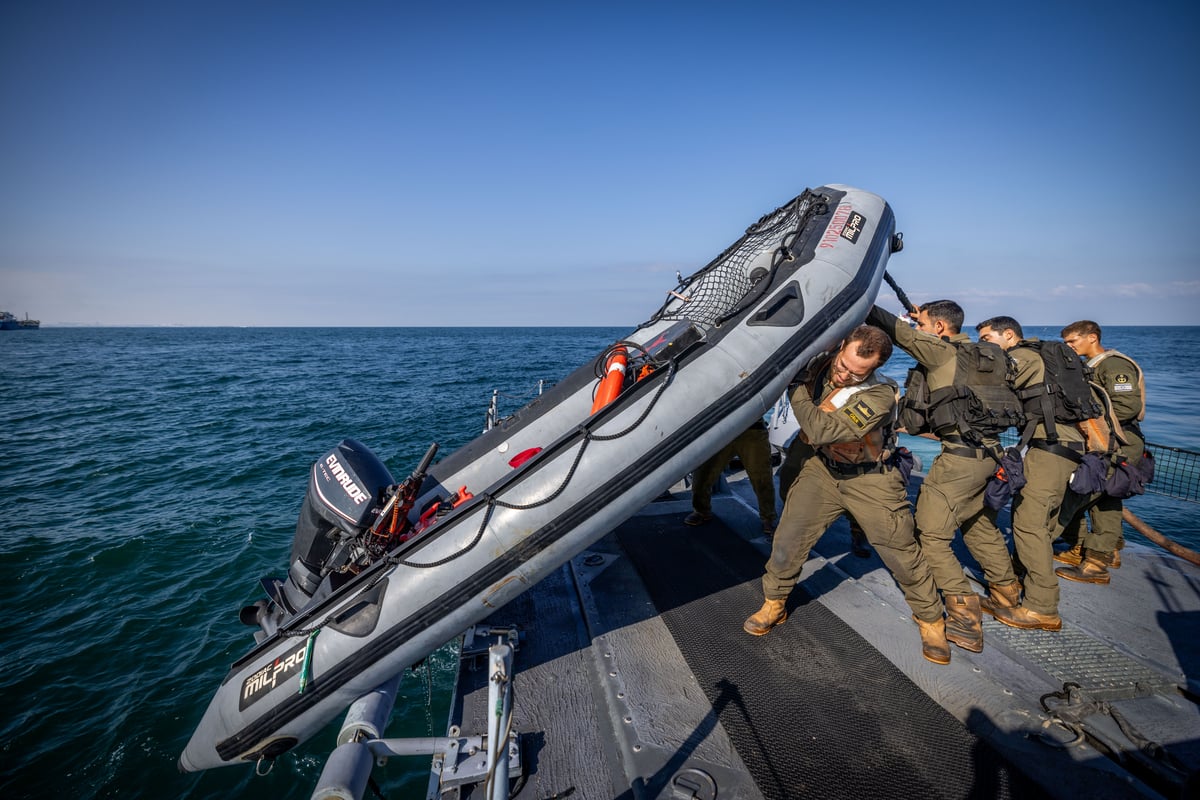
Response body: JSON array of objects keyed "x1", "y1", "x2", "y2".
[{"x1": 843, "y1": 399, "x2": 874, "y2": 430}]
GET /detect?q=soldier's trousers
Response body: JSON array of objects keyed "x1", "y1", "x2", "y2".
[
  {"x1": 762, "y1": 457, "x2": 942, "y2": 623},
  {"x1": 1058, "y1": 491, "x2": 1125, "y2": 554},
  {"x1": 915, "y1": 448, "x2": 1016, "y2": 594},
  {"x1": 1011, "y1": 447, "x2": 1077, "y2": 615},
  {"x1": 692, "y1": 426, "x2": 776, "y2": 524}
]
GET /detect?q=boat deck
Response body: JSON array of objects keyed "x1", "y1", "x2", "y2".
[{"x1": 438, "y1": 471, "x2": 1200, "y2": 799}]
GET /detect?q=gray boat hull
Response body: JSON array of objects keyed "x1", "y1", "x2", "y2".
[{"x1": 180, "y1": 184, "x2": 900, "y2": 772}]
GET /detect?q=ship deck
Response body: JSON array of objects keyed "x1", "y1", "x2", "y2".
[{"x1": 439, "y1": 470, "x2": 1200, "y2": 799}]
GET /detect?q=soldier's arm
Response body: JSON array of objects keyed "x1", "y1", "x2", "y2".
[
  {"x1": 791, "y1": 383, "x2": 896, "y2": 446},
  {"x1": 1099, "y1": 355, "x2": 1143, "y2": 422},
  {"x1": 868, "y1": 305, "x2": 953, "y2": 369},
  {"x1": 1007, "y1": 347, "x2": 1042, "y2": 391}
]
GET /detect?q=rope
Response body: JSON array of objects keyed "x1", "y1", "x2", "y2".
[
  {"x1": 1037, "y1": 681, "x2": 1190, "y2": 788},
  {"x1": 390, "y1": 359, "x2": 677, "y2": 571},
  {"x1": 1121, "y1": 508, "x2": 1200, "y2": 566},
  {"x1": 277, "y1": 360, "x2": 680, "y2": 638},
  {"x1": 882, "y1": 271, "x2": 918, "y2": 314}
]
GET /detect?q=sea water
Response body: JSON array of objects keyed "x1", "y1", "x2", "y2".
[{"x1": 1, "y1": 325, "x2": 1197, "y2": 798}]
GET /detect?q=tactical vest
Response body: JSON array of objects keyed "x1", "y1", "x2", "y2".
[
  {"x1": 1080, "y1": 349, "x2": 1145, "y2": 451},
  {"x1": 806, "y1": 375, "x2": 898, "y2": 465},
  {"x1": 898, "y1": 341, "x2": 1025, "y2": 442},
  {"x1": 1015, "y1": 339, "x2": 1103, "y2": 443}
]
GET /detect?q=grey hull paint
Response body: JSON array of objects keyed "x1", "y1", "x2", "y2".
[{"x1": 180, "y1": 185, "x2": 898, "y2": 772}]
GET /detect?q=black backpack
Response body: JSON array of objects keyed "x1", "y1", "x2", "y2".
[
  {"x1": 899, "y1": 341, "x2": 1025, "y2": 443},
  {"x1": 1016, "y1": 339, "x2": 1102, "y2": 442}
]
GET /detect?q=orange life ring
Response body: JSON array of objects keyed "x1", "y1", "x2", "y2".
[{"x1": 590, "y1": 346, "x2": 628, "y2": 415}]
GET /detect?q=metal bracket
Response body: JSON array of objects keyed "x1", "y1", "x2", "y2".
[
  {"x1": 460, "y1": 624, "x2": 520, "y2": 663},
  {"x1": 430, "y1": 733, "x2": 523, "y2": 790}
]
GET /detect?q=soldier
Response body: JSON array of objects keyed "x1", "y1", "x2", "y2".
[
  {"x1": 777, "y1": 436, "x2": 870, "y2": 556},
  {"x1": 1054, "y1": 320, "x2": 1147, "y2": 585},
  {"x1": 742, "y1": 325, "x2": 949, "y2": 665},
  {"x1": 870, "y1": 301, "x2": 1022, "y2": 653},
  {"x1": 976, "y1": 316, "x2": 1087, "y2": 631},
  {"x1": 685, "y1": 420, "x2": 777, "y2": 534}
]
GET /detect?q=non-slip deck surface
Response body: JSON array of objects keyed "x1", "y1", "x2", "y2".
[{"x1": 618, "y1": 514, "x2": 1048, "y2": 800}]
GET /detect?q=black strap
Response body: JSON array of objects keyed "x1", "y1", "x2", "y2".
[
  {"x1": 819, "y1": 453, "x2": 885, "y2": 476},
  {"x1": 1029, "y1": 439, "x2": 1085, "y2": 464},
  {"x1": 942, "y1": 444, "x2": 988, "y2": 459}
]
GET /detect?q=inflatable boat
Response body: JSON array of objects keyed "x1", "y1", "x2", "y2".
[{"x1": 179, "y1": 184, "x2": 903, "y2": 773}]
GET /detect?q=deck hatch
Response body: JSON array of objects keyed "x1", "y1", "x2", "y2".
[{"x1": 983, "y1": 619, "x2": 1179, "y2": 701}]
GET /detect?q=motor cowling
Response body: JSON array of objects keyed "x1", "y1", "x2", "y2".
[{"x1": 284, "y1": 438, "x2": 394, "y2": 609}]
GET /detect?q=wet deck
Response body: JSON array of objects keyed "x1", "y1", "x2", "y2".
[{"x1": 439, "y1": 471, "x2": 1200, "y2": 799}]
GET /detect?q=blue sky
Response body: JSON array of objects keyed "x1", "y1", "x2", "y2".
[{"x1": 2, "y1": 1, "x2": 1198, "y2": 326}]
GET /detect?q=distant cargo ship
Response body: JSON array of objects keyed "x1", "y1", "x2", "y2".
[{"x1": 1, "y1": 311, "x2": 39, "y2": 330}]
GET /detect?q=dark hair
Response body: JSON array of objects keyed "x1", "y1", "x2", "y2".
[
  {"x1": 1061, "y1": 319, "x2": 1102, "y2": 342},
  {"x1": 975, "y1": 315, "x2": 1023, "y2": 340},
  {"x1": 847, "y1": 324, "x2": 893, "y2": 365},
  {"x1": 919, "y1": 299, "x2": 964, "y2": 334}
]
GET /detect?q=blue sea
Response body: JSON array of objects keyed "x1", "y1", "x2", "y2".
[{"x1": 2, "y1": 325, "x2": 1198, "y2": 799}]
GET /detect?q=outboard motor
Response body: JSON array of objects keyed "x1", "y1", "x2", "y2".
[
  {"x1": 285, "y1": 438, "x2": 394, "y2": 608},
  {"x1": 241, "y1": 439, "x2": 394, "y2": 640}
]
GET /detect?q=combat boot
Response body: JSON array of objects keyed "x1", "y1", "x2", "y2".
[
  {"x1": 992, "y1": 604, "x2": 1062, "y2": 631},
  {"x1": 979, "y1": 581, "x2": 1022, "y2": 617},
  {"x1": 743, "y1": 598, "x2": 787, "y2": 636},
  {"x1": 1053, "y1": 542, "x2": 1084, "y2": 566},
  {"x1": 1056, "y1": 550, "x2": 1112, "y2": 585},
  {"x1": 1111, "y1": 549, "x2": 1122, "y2": 569},
  {"x1": 912, "y1": 615, "x2": 951, "y2": 665},
  {"x1": 944, "y1": 594, "x2": 983, "y2": 653}
]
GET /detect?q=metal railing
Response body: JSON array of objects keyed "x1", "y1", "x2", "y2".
[
  {"x1": 1142, "y1": 442, "x2": 1200, "y2": 504},
  {"x1": 995, "y1": 430, "x2": 1199, "y2": 505}
]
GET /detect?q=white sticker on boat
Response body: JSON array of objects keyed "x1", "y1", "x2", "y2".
[{"x1": 240, "y1": 643, "x2": 308, "y2": 711}]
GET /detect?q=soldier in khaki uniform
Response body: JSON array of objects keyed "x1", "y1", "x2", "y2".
[
  {"x1": 977, "y1": 316, "x2": 1085, "y2": 631},
  {"x1": 743, "y1": 325, "x2": 949, "y2": 664},
  {"x1": 870, "y1": 301, "x2": 1018, "y2": 654},
  {"x1": 777, "y1": 435, "x2": 871, "y2": 556},
  {"x1": 1054, "y1": 320, "x2": 1147, "y2": 584},
  {"x1": 685, "y1": 420, "x2": 777, "y2": 534}
]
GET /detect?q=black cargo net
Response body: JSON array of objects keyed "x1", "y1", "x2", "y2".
[
  {"x1": 1144, "y1": 443, "x2": 1200, "y2": 504},
  {"x1": 651, "y1": 191, "x2": 826, "y2": 328}
]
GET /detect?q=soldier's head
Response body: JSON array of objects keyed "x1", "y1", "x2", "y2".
[
  {"x1": 832, "y1": 324, "x2": 893, "y2": 387},
  {"x1": 975, "y1": 316, "x2": 1024, "y2": 351},
  {"x1": 1061, "y1": 320, "x2": 1103, "y2": 358},
  {"x1": 915, "y1": 299, "x2": 964, "y2": 336}
]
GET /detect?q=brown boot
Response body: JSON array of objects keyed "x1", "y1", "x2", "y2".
[
  {"x1": 1056, "y1": 550, "x2": 1112, "y2": 585},
  {"x1": 979, "y1": 581, "x2": 1022, "y2": 616},
  {"x1": 945, "y1": 594, "x2": 983, "y2": 653},
  {"x1": 992, "y1": 604, "x2": 1062, "y2": 631},
  {"x1": 743, "y1": 598, "x2": 787, "y2": 636},
  {"x1": 1053, "y1": 542, "x2": 1083, "y2": 566},
  {"x1": 1111, "y1": 549, "x2": 1121, "y2": 569},
  {"x1": 912, "y1": 615, "x2": 951, "y2": 665}
]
